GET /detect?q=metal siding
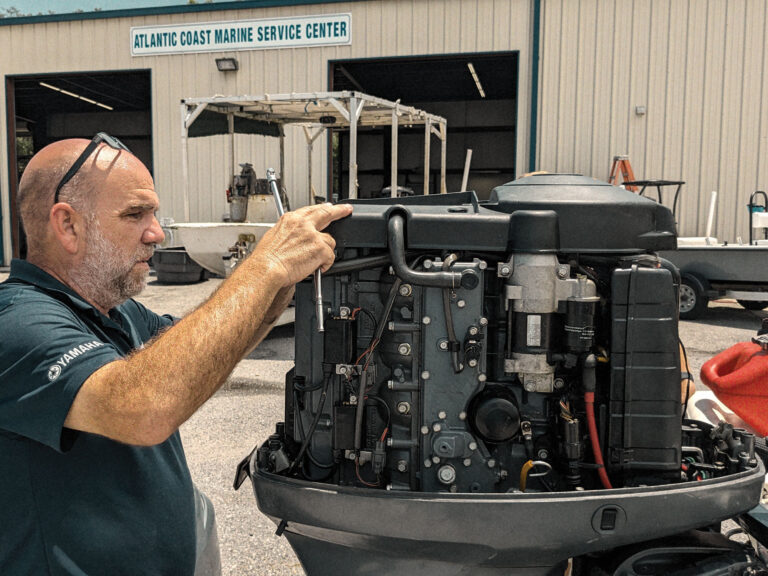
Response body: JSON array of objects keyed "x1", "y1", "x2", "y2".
[
  {"x1": 680, "y1": 1, "x2": 707, "y2": 234},
  {"x1": 761, "y1": 1, "x2": 768, "y2": 193},
  {"x1": 0, "y1": 30, "x2": 9, "y2": 262},
  {"x1": 574, "y1": 0, "x2": 597, "y2": 171},
  {"x1": 661, "y1": 0, "x2": 687, "y2": 226},
  {"x1": 538, "y1": 0, "x2": 560, "y2": 170},
  {"x1": 589, "y1": 0, "x2": 614, "y2": 179},
  {"x1": 538, "y1": 0, "x2": 768, "y2": 240},
  {"x1": 0, "y1": 0, "x2": 530, "y2": 263}
]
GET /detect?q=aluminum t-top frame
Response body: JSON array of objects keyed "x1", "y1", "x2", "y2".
[{"x1": 180, "y1": 91, "x2": 448, "y2": 220}]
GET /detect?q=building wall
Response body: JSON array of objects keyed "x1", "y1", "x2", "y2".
[
  {"x1": 537, "y1": 0, "x2": 768, "y2": 240},
  {"x1": 0, "y1": 0, "x2": 532, "y2": 264}
]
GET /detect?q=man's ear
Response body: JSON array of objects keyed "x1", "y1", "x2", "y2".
[{"x1": 50, "y1": 203, "x2": 84, "y2": 254}]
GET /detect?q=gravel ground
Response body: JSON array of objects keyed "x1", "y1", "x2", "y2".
[
  {"x1": 1, "y1": 266, "x2": 765, "y2": 574},
  {"x1": 134, "y1": 275, "x2": 303, "y2": 575}
]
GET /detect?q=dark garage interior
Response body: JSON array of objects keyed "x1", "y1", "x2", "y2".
[
  {"x1": 330, "y1": 52, "x2": 518, "y2": 200},
  {"x1": 7, "y1": 70, "x2": 152, "y2": 257}
]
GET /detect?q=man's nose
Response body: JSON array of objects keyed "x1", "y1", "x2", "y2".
[{"x1": 144, "y1": 216, "x2": 165, "y2": 245}]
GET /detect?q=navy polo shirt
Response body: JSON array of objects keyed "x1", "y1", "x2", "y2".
[{"x1": 0, "y1": 259, "x2": 196, "y2": 575}]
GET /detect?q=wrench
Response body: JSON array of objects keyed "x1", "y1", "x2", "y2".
[{"x1": 266, "y1": 168, "x2": 325, "y2": 332}]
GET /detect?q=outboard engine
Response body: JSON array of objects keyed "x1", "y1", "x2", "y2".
[{"x1": 240, "y1": 175, "x2": 767, "y2": 575}]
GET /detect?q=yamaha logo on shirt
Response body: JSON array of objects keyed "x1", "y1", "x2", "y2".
[{"x1": 47, "y1": 340, "x2": 105, "y2": 381}]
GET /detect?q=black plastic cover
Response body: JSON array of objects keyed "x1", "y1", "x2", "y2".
[
  {"x1": 488, "y1": 174, "x2": 677, "y2": 252},
  {"x1": 328, "y1": 194, "x2": 512, "y2": 254},
  {"x1": 609, "y1": 266, "x2": 681, "y2": 475},
  {"x1": 329, "y1": 176, "x2": 676, "y2": 257}
]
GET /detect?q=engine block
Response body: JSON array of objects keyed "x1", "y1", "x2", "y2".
[{"x1": 248, "y1": 175, "x2": 764, "y2": 576}]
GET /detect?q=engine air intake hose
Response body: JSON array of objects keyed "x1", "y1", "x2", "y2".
[{"x1": 387, "y1": 214, "x2": 478, "y2": 289}]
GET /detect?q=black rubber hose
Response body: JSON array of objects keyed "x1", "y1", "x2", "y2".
[
  {"x1": 353, "y1": 371, "x2": 367, "y2": 452},
  {"x1": 388, "y1": 215, "x2": 468, "y2": 288},
  {"x1": 288, "y1": 371, "x2": 332, "y2": 475},
  {"x1": 326, "y1": 253, "x2": 392, "y2": 276},
  {"x1": 294, "y1": 390, "x2": 335, "y2": 469}
]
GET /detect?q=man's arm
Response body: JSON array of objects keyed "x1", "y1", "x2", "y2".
[
  {"x1": 245, "y1": 284, "x2": 295, "y2": 354},
  {"x1": 64, "y1": 203, "x2": 351, "y2": 446}
]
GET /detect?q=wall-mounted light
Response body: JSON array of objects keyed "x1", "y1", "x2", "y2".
[{"x1": 215, "y1": 57, "x2": 239, "y2": 72}]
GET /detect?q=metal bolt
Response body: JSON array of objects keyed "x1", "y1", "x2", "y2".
[
  {"x1": 397, "y1": 402, "x2": 411, "y2": 415},
  {"x1": 421, "y1": 371, "x2": 430, "y2": 380},
  {"x1": 468, "y1": 359, "x2": 478, "y2": 368},
  {"x1": 557, "y1": 265, "x2": 569, "y2": 279},
  {"x1": 340, "y1": 306, "x2": 350, "y2": 318},
  {"x1": 432, "y1": 456, "x2": 441, "y2": 464},
  {"x1": 398, "y1": 343, "x2": 412, "y2": 356},
  {"x1": 450, "y1": 485, "x2": 458, "y2": 493},
  {"x1": 469, "y1": 326, "x2": 479, "y2": 336},
  {"x1": 347, "y1": 452, "x2": 356, "y2": 461},
  {"x1": 421, "y1": 426, "x2": 429, "y2": 435},
  {"x1": 424, "y1": 260, "x2": 434, "y2": 269},
  {"x1": 479, "y1": 317, "x2": 488, "y2": 326},
  {"x1": 397, "y1": 460, "x2": 408, "y2": 473},
  {"x1": 399, "y1": 284, "x2": 413, "y2": 297},
  {"x1": 478, "y1": 373, "x2": 487, "y2": 382},
  {"x1": 349, "y1": 394, "x2": 358, "y2": 404},
  {"x1": 463, "y1": 458, "x2": 472, "y2": 467},
  {"x1": 422, "y1": 316, "x2": 431, "y2": 325},
  {"x1": 524, "y1": 381, "x2": 536, "y2": 392},
  {"x1": 554, "y1": 378, "x2": 565, "y2": 390},
  {"x1": 437, "y1": 465, "x2": 457, "y2": 485},
  {"x1": 387, "y1": 380, "x2": 395, "y2": 390},
  {"x1": 439, "y1": 340, "x2": 449, "y2": 351},
  {"x1": 433, "y1": 423, "x2": 442, "y2": 432},
  {"x1": 457, "y1": 300, "x2": 466, "y2": 308},
  {"x1": 500, "y1": 265, "x2": 511, "y2": 276},
  {"x1": 537, "y1": 449, "x2": 550, "y2": 460},
  {"x1": 478, "y1": 260, "x2": 488, "y2": 270},
  {"x1": 338, "y1": 365, "x2": 349, "y2": 375},
  {"x1": 438, "y1": 410, "x2": 447, "y2": 419},
  {"x1": 424, "y1": 459, "x2": 432, "y2": 468},
  {"x1": 458, "y1": 411, "x2": 467, "y2": 421},
  {"x1": 487, "y1": 459, "x2": 497, "y2": 468},
  {"x1": 468, "y1": 442, "x2": 478, "y2": 451}
]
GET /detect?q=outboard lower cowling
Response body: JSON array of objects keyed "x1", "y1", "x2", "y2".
[{"x1": 243, "y1": 175, "x2": 766, "y2": 575}]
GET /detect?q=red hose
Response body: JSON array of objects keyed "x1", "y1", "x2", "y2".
[{"x1": 585, "y1": 391, "x2": 613, "y2": 489}]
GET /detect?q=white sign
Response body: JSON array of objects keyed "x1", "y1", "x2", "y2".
[{"x1": 131, "y1": 13, "x2": 351, "y2": 56}]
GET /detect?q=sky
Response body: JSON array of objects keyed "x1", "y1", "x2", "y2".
[{"x1": 0, "y1": 0, "x2": 230, "y2": 16}]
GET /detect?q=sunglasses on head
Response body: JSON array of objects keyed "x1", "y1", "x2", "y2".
[{"x1": 54, "y1": 132, "x2": 131, "y2": 204}]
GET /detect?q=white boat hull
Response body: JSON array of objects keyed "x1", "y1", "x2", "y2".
[
  {"x1": 170, "y1": 222, "x2": 273, "y2": 277},
  {"x1": 169, "y1": 222, "x2": 297, "y2": 327}
]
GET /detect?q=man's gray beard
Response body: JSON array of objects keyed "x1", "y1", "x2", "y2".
[{"x1": 71, "y1": 220, "x2": 152, "y2": 312}]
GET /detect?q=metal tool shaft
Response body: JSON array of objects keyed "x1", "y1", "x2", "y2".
[{"x1": 266, "y1": 168, "x2": 325, "y2": 332}]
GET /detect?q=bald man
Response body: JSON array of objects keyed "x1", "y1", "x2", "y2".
[{"x1": 0, "y1": 134, "x2": 352, "y2": 575}]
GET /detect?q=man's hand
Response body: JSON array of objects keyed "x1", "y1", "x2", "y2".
[{"x1": 249, "y1": 203, "x2": 353, "y2": 287}]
